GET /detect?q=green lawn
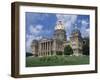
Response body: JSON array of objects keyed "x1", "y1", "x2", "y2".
[{"x1": 26, "y1": 55, "x2": 89, "y2": 67}]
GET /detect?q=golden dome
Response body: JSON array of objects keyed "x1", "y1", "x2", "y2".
[{"x1": 55, "y1": 20, "x2": 65, "y2": 30}]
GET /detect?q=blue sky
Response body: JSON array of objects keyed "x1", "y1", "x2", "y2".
[{"x1": 25, "y1": 12, "x2": 90, "y2": 52}]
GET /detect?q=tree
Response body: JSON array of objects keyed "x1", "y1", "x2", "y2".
[
  {"x1": 64, "y1": 45, "x2": 73, "y2": 55},
  {"x1": 26, "y1": 52, "x2": 33, "y2": 57},
  {"x1": 56, "y1": 51, "x2": 62, "y2": 55},
  {"x1": 82, "y1": 37, "x2": 89, "y2": 55}
]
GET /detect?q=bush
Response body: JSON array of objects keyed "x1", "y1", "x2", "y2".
[
  {"x1": 56, "y1": 51, "x2": 63, "y2": 55},
  {"x1": 64, "y1": 45, "x2": 73, "y2": 55},
  {"x1": 82, "y1": 38, "x2": 89, "y2": 55},
  {"x1": 26, "y1": 52, "x2": 33, "y2": 57}
]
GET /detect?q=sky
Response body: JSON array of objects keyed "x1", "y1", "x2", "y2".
[{"x1": 25, "y1": 12, "x2": 90, "y2": 52}]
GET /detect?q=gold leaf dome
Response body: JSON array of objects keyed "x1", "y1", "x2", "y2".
[{"x1": 55, "y1": 20, "x2": 65, "y2": 30}]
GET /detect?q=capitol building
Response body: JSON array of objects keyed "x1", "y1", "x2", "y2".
[{"x1": 31, "y1": 20, "x2": 83, "y2": 57}]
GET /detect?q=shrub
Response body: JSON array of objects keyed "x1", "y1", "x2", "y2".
[
  {"x1": 64, "y1": 45, "x2": 73, "y2": 55},
  {"x1": 82, "y1": 38, "x2": 89, "y2": 55},
  {"x1": 56, "y1": 51, "x2": 63, "y2": 55}
]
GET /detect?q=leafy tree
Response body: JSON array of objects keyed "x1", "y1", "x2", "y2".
[
  {"x1": 82, "y1": 37, "x2": 89, "y2": 55},
  {"x1": 26, "y1": 52, "x2": 33, "y2": 57},
  {"x1": 64, "y1": 45, "x2": 73, "y2": 55},
  {"x1": 56, "y1": 51, "x2": 63, "y2": 55}
]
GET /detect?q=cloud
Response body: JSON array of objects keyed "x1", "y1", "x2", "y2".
[
  {"x1": 81, "y1": 28, "x2": 90, "y2": 38},
  {"x1": 56, "y1": 14, "x2": 90, "y2": 38},
  {"x1": 29, "y1": 24, "x2": 43, "y2": 34},
  {"x1": 26, "y1": 34, "x2": 42, "y2": 52},
  {"x1": 56, "y1": 14, "x2": 78, "y2": 37},
  {"x1": 56, "y1": 14, "x2": 77, "y2": 28},
  {"x1": 26, "y1": 13, "x2": 50, "y2": 24},
  {"x1": 80, "y1": 20, "x2": 89, "y2": 38},
  {"x1": 26, "y1": 24, "x2": 43, "y2": 52},
  {"x1": 81, "y1": 19, "x2": 89, "y2": 27}
]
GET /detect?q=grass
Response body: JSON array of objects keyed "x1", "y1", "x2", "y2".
[{"x1": 26, "y1": 55, "x2": 89, "y2": 67}]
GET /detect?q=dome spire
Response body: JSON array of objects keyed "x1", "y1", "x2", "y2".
[{"x1": 55, "y1": 20, "x2": 65, "y2": 30}]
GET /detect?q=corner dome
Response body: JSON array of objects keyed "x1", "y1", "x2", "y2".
[{"x1": 72, "y1": 24, "x2": 80, "y2": 33}]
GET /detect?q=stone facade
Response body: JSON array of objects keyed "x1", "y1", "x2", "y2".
[
  {"x1": 31, "y1": 21, "x2": 83, "y2": 57},
  {"x1": 70, "y1": 25, "x2": 83, "y2": 56}
]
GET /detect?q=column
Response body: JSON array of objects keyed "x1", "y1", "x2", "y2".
[
  {"x1": 38, "y1": 43, "x2": 40, "y2": 56},
  {"x1": 44, "y1": 42, "x2": 46, "y2": 56},
  {"x1": 49, "y1": 42, "x2": 51, "y2": 56},
  {"x1": 47, "y1": 42, "x2": 48, "y2": 56},
  {"x1": 48, "y1": 42, "x2": 50, "y2": 56},
  {"x1": 48, "y1": 42, "x2": 49, "y2": 56},
  {"x1": 53, "y1": 40, "x2": 56, "y2": 55},
  {"x1": 40, "y1": 43, "x2": 41, "y2": 56},
  {"x1": 45, "y1": 42, "x2": 47, "y2": 56},
  {"x1": 46, "y1": 42, "x2": 47, "y2": 56},
  {"x1": 43, "y1": 43, "x2": 44, "y2": 56},
  {"x1": 41, "y1": 43, "x2": 43, "y2": 56}
]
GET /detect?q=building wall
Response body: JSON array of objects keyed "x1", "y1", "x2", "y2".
[
  {"x1": 70, "y1": 31, "x2": 83, "y2": 56},
  {"x1": 37, "y1": 39, "x2": 53, "y2": 56},
  {"x1": 31, "y1": 21, "x2": 83, "y2": 56}
]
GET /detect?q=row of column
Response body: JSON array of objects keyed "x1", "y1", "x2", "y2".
[{"x1": 38, "y1": 41, "x2": 52, "y2": 56}]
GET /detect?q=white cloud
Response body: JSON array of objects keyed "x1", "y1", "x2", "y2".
[
  {"x1": 81, "y1": 28, "x2": 89, "y2": 38},
  {"x1": 80, "y1": 20, "x2": 89, "y2": 38},
  {"x1": 81, "y1": 20, "x2": 89, "y2": 27},
  {"x1": 56, "y1": 14, "x2": 89, "y2": 38},
  {"x1": 84, "y1": 28, "x2": 90, "y2": 38},
  {"x1": 29, "y1": 24, "x2": 43, "y2": 34},
  {"x1": 26, "y1": 24, "x2": 43, "y2": 52},
  {"x1": 26, "y1": 35, "x2": 33, "y2": 52},
  {"x1": 56, "y1": 14, "x2": 77, "y2": 30},
  {"x1": 26, "y1": 34, "x2": 42, "y2": 52},
  {"x1": 56, "y1": 14, "x2": 78, "y2": 37},
  {"x1": 86, "y1": 28, "x2": 89, "y2": 32},
  {"x1": 81, "y1": 20, "x2": 88, "y2": 24}
]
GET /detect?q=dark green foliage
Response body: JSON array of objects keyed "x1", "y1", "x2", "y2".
[
  {"x1": 56, "y1": 51, "x2": 63, "y2": 55},
  {"x1": 26, "y1": 55, "x2": 89, "y2": 67},
  {"x1": 26, "y1": 52, "x2": 33, "y2": 57},
  {"x1": 51, "y1": 51, "x2": 53, "y2": 55},
  {"x1": 64, "y1": 45, "x2": 73, "y2": 55},
  {"x1": 82, "y1": 38, "x2": 89, "y2": 55}
]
